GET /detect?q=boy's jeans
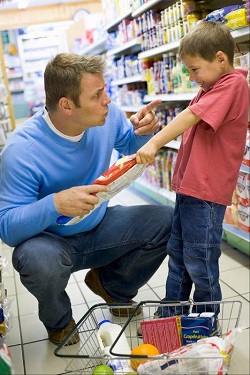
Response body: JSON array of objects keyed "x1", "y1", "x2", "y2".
[
  {"x1": 158, "y1": 194, "x2": 226, "y2": 317},
  {"x1": 12, "y1": 204, "x2": 173, "y2": 331}
]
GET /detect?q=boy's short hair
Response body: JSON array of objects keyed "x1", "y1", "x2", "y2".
[
  {"x1": 179, "y1": 21, "x2": 235, "y2": 65},
  {"x1": 44, "y1": 53, "x2": 107, "y2": 112}
]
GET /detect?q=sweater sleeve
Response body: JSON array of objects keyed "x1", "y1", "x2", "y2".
[
  {"x1": 109, "y1": 103, "x2": 153, "y2": 155},
  {"x1": 0, "y1": 143, "x2": 59, "y2": 247}
]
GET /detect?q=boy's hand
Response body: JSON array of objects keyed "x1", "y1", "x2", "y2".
[
  {"x1": 130, "y1": 99, "x2": 162, "y2": 135},
  {"x1": 136, "y1": 140, "x2": 158, "y2": 165}
]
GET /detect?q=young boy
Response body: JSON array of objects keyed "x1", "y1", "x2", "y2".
[{"x1": 136, "y1": 21, "x2": 249, "y2": 316}]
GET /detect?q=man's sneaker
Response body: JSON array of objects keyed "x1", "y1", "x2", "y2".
[
  {"x1": 85, "y1": 268, "x2": 142, "y2": 317},
  {"x1": 48, "y1": 318, "x2": 80, "y2": 346},
  {"x1": 137, "y1": 310, "x2": 162, "y2": 338}
]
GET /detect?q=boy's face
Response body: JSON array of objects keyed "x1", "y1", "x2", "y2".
[{"x1": 182, "y1": 54, "x2": 226, "y2": 92}]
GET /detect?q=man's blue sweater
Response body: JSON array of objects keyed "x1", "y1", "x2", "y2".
[{"x1": 0, "y1": 103, "x2": 151, "y2": 246}]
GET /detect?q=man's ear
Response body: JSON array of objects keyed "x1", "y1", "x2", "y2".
[
  {"x1": 58, "y1": 97, "x2": 72, "y2": 113},
  {"x1": 216, "y1": 51, "x2": 226, "y2": 65}
]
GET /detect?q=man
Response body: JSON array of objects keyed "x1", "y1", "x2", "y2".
[{"x1": 0, "y1": 53, "x2": 173, "y2": 345}]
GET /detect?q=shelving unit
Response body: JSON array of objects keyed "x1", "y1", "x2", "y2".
[
  {"x1": 223, "y1": 223, "x2": 249, "y2": 256},
  {"x1": 99, "y1": 0, "x2": 250, "y2": 254},
  {"x1": 106, "y1": 38, "x2": 141, "y2": 58},
  {"x1": 17, "y1": 27, "x2": 69, "y2": 111},
  {"x1": 104, "y1": 9, "x2": 132, "y2": 32},
  {"x1": 78, "y1": 36, "x2": 108, "y2": 56}
]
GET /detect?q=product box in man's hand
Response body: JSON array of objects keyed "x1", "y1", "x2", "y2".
[
  {"x1": 140, "y1": 316, "x2": 182, "y2": 353},
  {"x1": 181, "y1": 312, "x2": 219, "y2": 345},
  {"x1": 56, "y1": 155, "x2": 146, "y2": 225}
]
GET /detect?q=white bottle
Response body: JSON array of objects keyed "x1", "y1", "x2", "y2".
[{"x1": 97, "y1": 319, "x2": 133, "y2": 374}]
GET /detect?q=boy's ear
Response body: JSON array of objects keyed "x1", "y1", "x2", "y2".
[{"x1": 216, "y1": 51, "x2": 226, "y2": 64}]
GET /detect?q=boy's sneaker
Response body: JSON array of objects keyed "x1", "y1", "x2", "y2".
[
  {"x1": 137, "y1": 311, "x2": 162, "y2": 338},
  {"x1": 85, "y1": 268, "x2": 142, "y2": 317},
  {"x1": 48, "y1": 318, "x2": 80, "y2": 346}
]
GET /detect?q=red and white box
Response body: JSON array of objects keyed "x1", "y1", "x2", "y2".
[{"x1": 140, "y1": 316, "x2": 182, "y2": 354}]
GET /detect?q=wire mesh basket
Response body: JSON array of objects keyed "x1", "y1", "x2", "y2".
[{"x1": 54, "y1": 300, "x2": 242, "y2": 374}]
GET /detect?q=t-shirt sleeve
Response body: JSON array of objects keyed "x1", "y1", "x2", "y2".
[{"x1": 189, "y1": 73, "x2": 246, "y2": 132}]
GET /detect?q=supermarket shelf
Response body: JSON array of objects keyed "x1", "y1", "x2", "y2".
[
  {"x1": 138, "y1": 40, "x2": 180, "y2": 59},
  {"x1": 138, "y1": 26, "x2": 250, "y2": 60},
  {"x1": 7, "y1": 73, "x2": 23, "y2": 79},
  {"x1": 120, "y1": 105, "x2": 142, "y2": 112},
  {"x1": 132, "y1": 0, "x2": 173, "y2": 17},
  {"x1": 23, "y1": 43, "x2": 59, "y2": 51},
  {"x1": 23, "y1": 55, "x2": 53, "y2": 62},
  {"x1": 106, "y1": 39, "x2": 141, "y2": 57},
  {"x1": 165, "y1": 140, "x2": 181, "y2": 150},
  {"x1": 104, "y1": 9, "x2": 132, "y2": 32},
  {"x1": 223, "y1": 223, "x2": 250, "y2": 256},
  {"x1": 144, "y1": 92, "x2": 196, "y2": 102},
  {"x1": 240, "y1": 165, "x2": 250, "y2": 174},
  {"x1": 111, "y1": 74, "x2": 143, "y2": 86},
  {"x1": 231, "y1": 26, "x2": 250, "y2": 43},
  {"x1": 79, "y1": 36, "x2": 108, "y2": 56},
  {"x1": 10, "y1": 89, "x2": 24, "y2": 94},
  {"x1": 133, "y1": 178, "x2": 176, "y2": 207}
]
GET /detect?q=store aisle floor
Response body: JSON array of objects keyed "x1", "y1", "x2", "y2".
[{"x1": 3, "y1": 187, "x2": 250, "y2": 375}]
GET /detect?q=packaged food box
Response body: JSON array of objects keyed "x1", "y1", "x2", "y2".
[
  {"x1": 238, "y1": 202, "x2": 250, "y2": 232},
  {"x1": 181, "y1": 312, "x2": 219, "y2": 345},
  {"x1": 56, "y1": 156, "x2": 146, "y2": 225},
  {"x1": 140, "y1": 316, "x2": 182, "y2": 353}
]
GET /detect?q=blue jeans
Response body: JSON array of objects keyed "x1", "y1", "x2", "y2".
[
  {"x1": 12, "y1": 204, "x2": 173, "y2": 331},
  {"x1": 158, "y1": 194, "x2": 226, "y2": 317}
]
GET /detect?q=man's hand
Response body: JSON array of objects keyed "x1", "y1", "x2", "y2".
[
  {"x1": 130, "y1": 99, "x2": 162, "y2": 135},
  {"x1": 54, "y1": 184, "x2": 110, "y2": 218}
]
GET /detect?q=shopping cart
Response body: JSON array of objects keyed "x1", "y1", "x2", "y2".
[{"x1": 54, "y1": 300, "x2": 242, "y2": 374}]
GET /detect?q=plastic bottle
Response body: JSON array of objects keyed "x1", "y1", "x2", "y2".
[{"x1": 97, "y1": 319, "x2": 133, "y2": 374}]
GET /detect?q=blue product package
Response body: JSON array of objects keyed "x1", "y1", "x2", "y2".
[
  {"x1": 181, "y1": 312, "x2": 219, "y2": 345},
  {"x1": 205, "y1": 5, "x2": 242, "y2": 23}
]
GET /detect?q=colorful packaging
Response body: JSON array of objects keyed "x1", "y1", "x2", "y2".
[
  {"x1": 242, "y1": 128, "x2": 250, "y2": 167},
  {"x1": 140, "y1": 316, "x2": 182, "y2": 353},
  {"x1": 56, "y1": 156, "x2": 146, "y2": 225},
  {"x1": 181, "y1": 312, "x2": 219, "y2": 345},
  {"x1": 238, "y1": 202, "x2": 250, "y2": 232},
  {"x1": 225, "y1": 8, "x2": 249, "y2": 29},
  {"x1": 224, "y1": 203, "x2": 238, "y2": 226},
  {"x1": 137, "y1": 328, "x2": 242, "y2": 375},
  {"x1": 0, "y1": 339, "x2": 12, "y2": 375},
  {"x1": 205, "y1": 5, "x2": 243, "y2": 23},
  {"x1": 236, "y1": 172, "x2": 249, "y2": 206}
]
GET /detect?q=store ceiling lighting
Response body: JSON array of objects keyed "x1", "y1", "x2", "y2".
[{"x1": 18, "y1": 0, "x2": 28, "y2": 9}]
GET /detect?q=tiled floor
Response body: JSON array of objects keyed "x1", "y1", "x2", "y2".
[{"x1": 1, "y1": 187, "x2": 250, "y2": 374}]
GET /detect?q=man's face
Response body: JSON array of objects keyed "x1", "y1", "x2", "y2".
[
  {"x1": 182, "y1": 54, "x2": 224, "y2": 92},
  {"x1": 70, "y1": 72, "x2": 111, "y2": 130}
]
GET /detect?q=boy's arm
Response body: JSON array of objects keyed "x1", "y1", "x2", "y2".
[{"x1": 136, "y1": 107, "x2": 200, "y2": 164}]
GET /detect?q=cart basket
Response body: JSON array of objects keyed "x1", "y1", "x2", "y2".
[{"x1": 54, "y1": 299, "x2": 242, "y2": 374}]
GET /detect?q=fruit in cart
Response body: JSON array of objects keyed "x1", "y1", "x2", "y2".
[
  {"x1": 92, "y1": 364, "x2": 114, "y2": 374},
  {"x1": 130, "y1": 343, "x2": 160, "y2": 371}
]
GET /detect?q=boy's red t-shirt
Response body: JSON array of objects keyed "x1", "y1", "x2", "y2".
[{"x1": 172, "y1": 69, "x2": 249, "y2": 206}]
